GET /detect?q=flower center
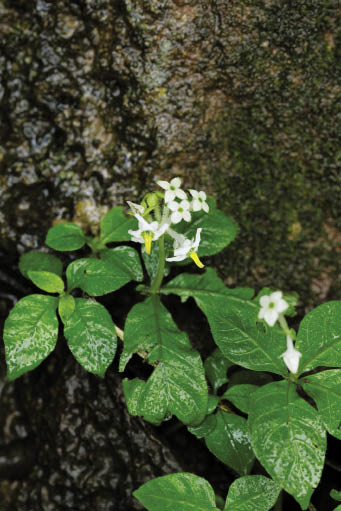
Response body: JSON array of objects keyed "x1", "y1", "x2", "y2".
[
  {"x1": 268, "y1": 301, "x2": 275, "y2": 309},
  {"x1": 178, "y1": 207, "x2": 183, "y2": 212},
  {"x1": 170, "y1": 185, "x2": 176, "y2": 190},
  {"x1": 142, "y1": 231, "x2": 154, "y2": 254},
  {"x1": 188, "y1": 250, "x2": 204, "y2": 269}
]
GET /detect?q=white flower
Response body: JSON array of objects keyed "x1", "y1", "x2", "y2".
[
  {"x1": 258, "y1": 291, "x2": 289, "y2": 327},
  {"x1": 168, "y1": 199, "x2": 191, "y2": 224},
  {"x1": 166, "y1": 228, "x2": 204, "y2": 268},
  {"x1": 280, "y1": 336, "x2": 302, "y2": 374},
  {"x1": 128, "y1": 214, "x2": 169, "y2": 254},
  {"x1": 127, "y1": 201, "x2": 145, "y2": 215},
  {"x1": 189, "y1": 190, "x2": 209, "y2": 213},
  {"x1": 157, "y1": 177, "x2": 187, "y2": 203}
]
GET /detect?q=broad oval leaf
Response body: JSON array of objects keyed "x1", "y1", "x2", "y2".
[
  {"x1": 223, "y1": 384, "x2": 259, "y2": 415},
  {"x1": 58, "y1": 294, "x2": 76, "y2": 323},
  {"x1": 224, "y1": 475, "x2": 280, "y2": 511},
  {"x1": 28, "y1": 271, "x2": 64, "y2": 294},
  {"x1": 121, "y1": 296, "x2": 208, "y2": 425},
  {"x1": 100, "y1": 206, "x2": 137, "y2": 244},
  {"x1": 162, "y1": 270, "x2": 285, "y2": 375},
  {"x1": 19, "y1": 252, "x2": 63, "y2": 278},
  {"x1": 205, "y1": 409, "x2": 255, "y2": 475},
  {"x1": 301, "y1": 369, "x2": 341, "y2": 439},
  {"x1": 188, "y1": 414, "x2": 217, "y2": 439},
  {"x1": 296, "y1": 301, "x2": 341, "y2": 373},
  {"x1": 204, "y1": 348, "x2": 233, "y2": 393},
  {"x1": 63, "y1": 298, "x2": 117, "y2": 377},
  {"x1": 67, "y1": 249, "x2": 142, "y2": 296},
  {"x1": 4, "y1": 294, "x2": 58, "y2": 380},
  {"x1": 100, "y1": 245, "x2": 143, "y2": 282},
  {"x1": 331, "y1": 489, "x2": 341, "y2": 501},
  {"x1": 46, "y1": 222, "x2": 86, "y2": 251},
  {"x1": 133, "y1": 472, "x2": 218, "y2": 511},
  {"x1": 162, "y1": 268, "x2": 254, "y2": 303},
  {"x1": 248, "y1": 381, "x2": 326, "y2": 509}
]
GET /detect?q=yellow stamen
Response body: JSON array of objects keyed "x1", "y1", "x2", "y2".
[
  {"x1": 143, "y1": 232, "x2": 153, "y2": 254},
  {"x1": 190, "y1": 251, "x2": 204, "y2": 268}
]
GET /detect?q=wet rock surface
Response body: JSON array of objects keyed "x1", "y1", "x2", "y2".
[{"x1": 0, "y1": 352, "x2": 185, "y2": 511}]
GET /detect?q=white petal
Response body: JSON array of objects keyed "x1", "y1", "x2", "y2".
[
  {"x1": 180, "y1": 199, "x2": 190, "y2": 210},
  {"x1": 276, "y1": 299, "x2": 289, "y2": 313},
  {"x1": 191, "y1": 199, "x2": 201, "y2": 212},
  {"x1": 194, "y1": 228, "x2": 202, "y2": 249},
  {"x1": 171, "y1": 211, "x2": 182, "y2": 224},
  {"x1": 258, "y1": 308, "x2": 265, "y2": 319},
  {"x1": 199, "y1": 191, "x2": 207, "y2": 200},
  {"x1": 166, "y1": 255, "x2": 185, "y2": 262},
  {"x1": 183, "y1": 211, "x2": 191, "y2": 222},
  {"x1": 165, "y1": 189, "x2": 176, "y2": 203},
  {"x1": 127, "y1": 201, "x2": 145, "y2": 214},
  {"x1": 202, "y1": 202, "x2": 209, "y2": 213},
  {"x1": 271, "y1": 291, "x2": 283, "y2": 303},
  {"x1": 170, "y1": 177, "x2": 181, "y2": 188},
  {"x1": 259, "y1": 295, "x2": 271, "y2": 307},
  {"x1": 176, "y1": 189, "x2": 187, "y2": 200},
  {"x1": 264, "y1": 309, "x2": 278, "y2": 327},
  {"x1": 135, "y1": 214, "x2": 151, "y2": 232},
  {"x1": 157, "y1": 180, "x2": 170, "y2": 190},
  {"x1": 189, "y1": 189, "x2": 199, "y2": 198},
  {"x1": 168, "y1": 200, "x2": 179, "y2": 212}
]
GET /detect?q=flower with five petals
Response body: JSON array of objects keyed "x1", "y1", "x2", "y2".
[{"x1": 258, "y1": 291, "x2": 289, "y2": 327}]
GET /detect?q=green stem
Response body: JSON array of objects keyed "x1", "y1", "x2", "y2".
[
  {"x1": 149, "y1": 200, "x2": 166, "y2": 294},
  {"x1": 278, "y1": 313, "x2": 291, "y2": 337},
  {"x1": 150, "y1": 235, "x2": 165, "y2": 293}
]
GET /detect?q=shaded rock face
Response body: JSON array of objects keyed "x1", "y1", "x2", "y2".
[{"x1": 0, "y1": 354, "x2": 184, "y2": 511}]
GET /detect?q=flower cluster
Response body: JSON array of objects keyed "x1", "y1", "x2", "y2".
[
  {"x1": 127, "y1": 177, "x2": 209, "y2": 267},
  {"x1": 258, "y1": 291, "x2": 302, "y2": 374}
]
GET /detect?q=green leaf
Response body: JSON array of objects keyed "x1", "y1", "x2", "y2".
[
  {"x1": 331, "y1": 489, "x2": 341, "y2": 501},
  {"x1": 204, "y1": 409, "x2": 255, "y2": 475},
  {"x1": 28, "y1": 271, "x2": 64, "y2": 294},
  {"x1": 46, "y1": 222, "x2": 86, "y2": 251},
  {"x1": 58, "y1": 294, "x2": 76, "y2": 323},
  {"x1": 19, "y1": 252, "x2": 63, "y2": 278},
  {"x1": 4, "y1": 295, "x2": 58, "y2": 380},
  {"x1": 133, "y1": 473, "x2": 218, "y2": 511},
  {"x1": 99, "y1": 206, "x2": 137, "y2": 244},
  {"x1": 67, "y1": 248, "x2": 142, "y2": 296},
  {"x1": 204, "y1": 348, "x2": 233, "y2": 393},
  {"x1": 224, "y1": 475, "x2": 281, "y2": 511},
  {"x1": 188, "y1": 414, "x2": 217, "y2": 439},
  {"x1": 121, "y1": 296, "x2": 208, "y2": 425},
  {"x1": 296, "y1": 301, "x2": 341, "y2": 373},
  {"x1": 100, "y1": 246, "x2": 143, "y2": 282},
  {"x1": 333, "y1": 506, "x2": 341, "y2": 511},
  {"x1": 301, "y1": 369, "x2": 341, "y2": 439},
  {"x1": 223, "y1": 384, "x2": 259, "y2": 414},
  {"x1": 248, "y1": 380, "x2": 326, "y2": 509},
  {"x1": 176, "y1": 199, "x2": 238, "y2": 257},
  {"x1": 63, "y1": 298, "x2": 117, "y2": 377},
  {"x1": 162, "y1": 268, "x2": 254, "y2": 303},
  {"x1": 163, "y1": 270, "x2": 285, "y2": 375}
]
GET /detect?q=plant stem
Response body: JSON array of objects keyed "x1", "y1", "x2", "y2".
[
  {"x1": 149, "y1": 200, "x2": 166, "y2": 294},
  {"x1": 150, "y1": 235, "x2": 165, "y2": 293},
  {"x1": 278, "y1": 313, "x2": 291, "y2": 337}
]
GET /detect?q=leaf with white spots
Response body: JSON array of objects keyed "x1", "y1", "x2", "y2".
[
  {"x1": 133, "y1": 472, "x2": 218, "y2": 511},
  {"x1": 4, "y1": 294, "x2": 59, "y2": 380},
  {"x1": 121, "y1": 296, "x2": 208, "y2": 425},
  {"x1": 63, "y1": 298, "x2": 117, "y2": 377},
  {"x1": 296, "y1": 301, "x2": 341, "y2": 373},
  {"x1": 248, "y1": 380, "x2": 326, "y2": 509},
  {"x1": 301, "y1": 369, "x2": 341, "y2": 439},
  {"x1": 224, "y1": 475, "x2": 281, "y2": 511}
]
